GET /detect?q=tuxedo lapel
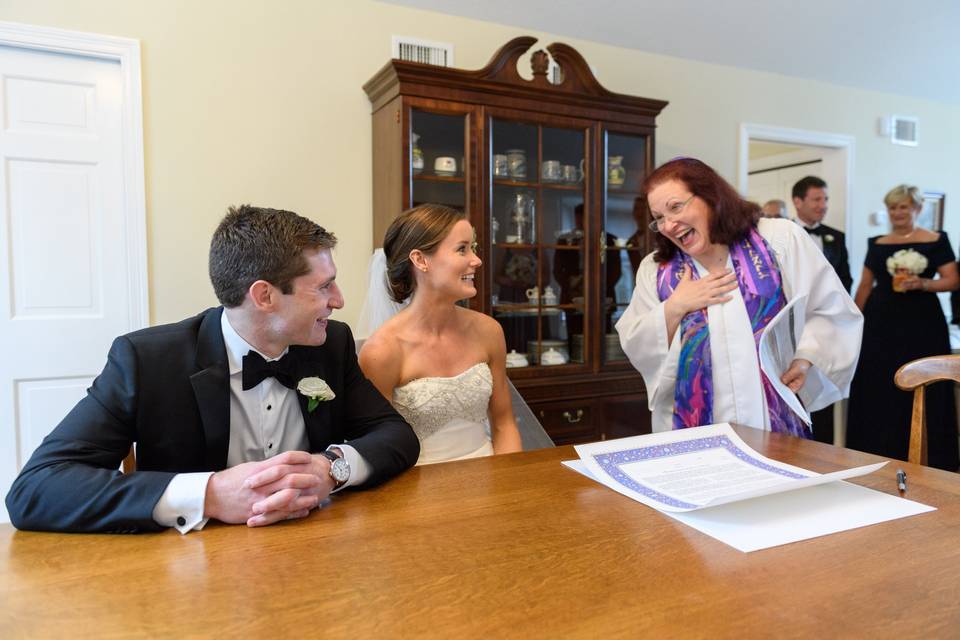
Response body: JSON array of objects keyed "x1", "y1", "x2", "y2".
[
  {"x1": 289, "y1": 347, "x2": 333, "y2": 449},
  {"x1": 190, "y1": 307, "x2": 231, "y2": 470},
  {"x1": 819, "y1": 228, "x2": 839, "y2": 267}
]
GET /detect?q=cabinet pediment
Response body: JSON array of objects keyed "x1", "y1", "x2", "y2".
[{"x1": 364, "y1": 36, "x2": 667, "y2": 124}]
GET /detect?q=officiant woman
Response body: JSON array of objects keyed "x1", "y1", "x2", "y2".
[
  {"x1": 846, "y1": 184, "x2": 959, "y2": 470},
  {"x1": 616, "y1": 157, "x2": 862, "y2": 436}
]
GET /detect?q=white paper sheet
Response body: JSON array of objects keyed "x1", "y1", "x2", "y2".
[
  {"x1": 563, "y1": 459, "x2": 935, "y2": 552},
  {"x1": 574, "y1": 423, "x2": 884, "y2": 512},
  {"x1": 757, "y1": 294, "x2": 818, "y2": 424}
]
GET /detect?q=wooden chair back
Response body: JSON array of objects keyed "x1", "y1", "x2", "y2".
[{"x1": 893, "y1": 354, "x2": 960, "y2": 465}]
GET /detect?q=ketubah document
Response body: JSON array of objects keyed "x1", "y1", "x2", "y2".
[{"x1": 564, "y1": 424, "x2": 935, "y2": 552}]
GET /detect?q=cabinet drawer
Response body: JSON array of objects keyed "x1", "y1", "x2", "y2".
[
  {"x1": 600, "y1": 395, "x2": 651, "y2": 439},
  {"x1": 535, "y1": 402, "x2": 596, "y2": 445}
]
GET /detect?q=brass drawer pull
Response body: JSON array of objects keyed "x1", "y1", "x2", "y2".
[{"x1": 562, "y1": 409, "x2": 584, "y2": 423}]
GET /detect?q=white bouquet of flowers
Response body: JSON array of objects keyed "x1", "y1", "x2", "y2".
[{"x1": 886, "y1": 248, "x2": 928, "y2": 292}]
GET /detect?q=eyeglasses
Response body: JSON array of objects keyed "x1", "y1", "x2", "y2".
[{"x1": 648, "y1": 195, "x2": 695, "y2": 233}]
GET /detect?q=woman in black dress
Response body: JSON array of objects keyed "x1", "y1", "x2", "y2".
[{"x1": 847, "y1": 185, "x2": 960, "y2": 470}]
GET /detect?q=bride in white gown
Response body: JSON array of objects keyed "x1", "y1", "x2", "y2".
[{"x1": 358, "y1": 204, "x2": 522, "y2": 465}]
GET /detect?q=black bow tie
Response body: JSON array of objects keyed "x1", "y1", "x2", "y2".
[
  {"x1": 242, "y1": 351, "x2": 296, "y2": 391},
  {"x1": 805, "y1": 225, "x2": 827, "y2": 236}
]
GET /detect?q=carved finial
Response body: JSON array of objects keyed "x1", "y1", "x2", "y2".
[{"x1": 531, "y1": 50, "x2": 549, "y2": 77}]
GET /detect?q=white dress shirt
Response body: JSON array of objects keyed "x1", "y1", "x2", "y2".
[
  {"x1": 794, "y1": 218, "x2": 824, "y2": 252},
  {"x1": 152, "y1": 311, "x2": 370, "y2": 533}
]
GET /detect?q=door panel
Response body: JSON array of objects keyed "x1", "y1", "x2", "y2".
[{"x1": 0, "y1": 45, "x2": 133, "y2": 522}]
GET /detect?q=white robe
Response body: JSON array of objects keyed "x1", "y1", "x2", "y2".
[{"x1": 615, "y1": 218, "x2": 863, "y2": 433}]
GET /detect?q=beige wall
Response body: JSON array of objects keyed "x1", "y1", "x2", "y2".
[{"x1": 4, "y1": 0, "x2": 959, "y2": 328}]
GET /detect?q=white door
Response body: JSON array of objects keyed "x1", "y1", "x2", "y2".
[
  {"x1": 0, "y1": 45, "x2": 137, "y2": 522},
  {"x1": 746, "y1": 169, "x2": 782, "y2": 208}
]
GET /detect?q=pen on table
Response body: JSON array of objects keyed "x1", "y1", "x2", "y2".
[{"x1": 896, "y1": 469, "x2": 907, "y2": 494}]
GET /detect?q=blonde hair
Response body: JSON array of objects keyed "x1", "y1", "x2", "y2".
[{"x1": 884, "y1": 184, "x2": 923, "y2": 209}]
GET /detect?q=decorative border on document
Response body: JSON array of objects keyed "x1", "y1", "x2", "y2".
[{"x1": 592, "y1": 435, "x2": 807, "y2": 509}]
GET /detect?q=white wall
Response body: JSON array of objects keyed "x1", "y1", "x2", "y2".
[{"x1": 3, "y1": 0, "x2": 958, "y2": 330}]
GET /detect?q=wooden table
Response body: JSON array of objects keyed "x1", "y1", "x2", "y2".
[{"x1": 2, "y1": 427, "x2": 959, "y2": 638}]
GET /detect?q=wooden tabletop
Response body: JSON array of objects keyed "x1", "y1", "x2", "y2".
[{"x1": 2, "y1": 426, "x2": 959, "y2": 638}]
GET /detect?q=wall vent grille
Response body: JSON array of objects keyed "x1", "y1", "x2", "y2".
[
  {"x1": 548, "y1": 59, "x2": 563, "y2": 85},
  {"x1": 891, "y1": 115, "x2": 918, "y2": 146},
  {"x1": 391, "y1": 36, "x2": 453, "y2": 67}
]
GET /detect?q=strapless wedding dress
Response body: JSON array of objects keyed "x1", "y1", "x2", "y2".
[{"x1": 392, "y1": 362, "x2": 494, "y2": 465}]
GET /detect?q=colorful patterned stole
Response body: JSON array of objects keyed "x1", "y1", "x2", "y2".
[{"x1": 655, "y1": 227, "x2": 810, "y2": 437}]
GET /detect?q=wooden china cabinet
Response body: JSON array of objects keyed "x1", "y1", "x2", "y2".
[{"x1": 363, "y1": 37, "x2": 668, "y2": 444}]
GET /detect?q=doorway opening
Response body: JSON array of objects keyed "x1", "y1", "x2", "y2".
[
  {"x1": 738, "y1": 123, "x2": 854, "y2": 236},
  {"x1": 738, "y1": 123, "x2": 856, "y2": 446}
]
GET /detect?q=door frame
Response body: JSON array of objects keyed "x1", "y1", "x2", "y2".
[
  {"x1": 0, "y1": 20, "x2": 149, "y2": 327},
  {"x1": 737, "y1": 123, "x2": 855, "y2": 240},
  {"x1": 738, "y1": 123, "x2": 856, "y2": 447}
]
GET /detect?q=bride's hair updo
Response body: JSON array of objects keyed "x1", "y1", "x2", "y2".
[{"x1": 383, "y1": 203, "x2": 467, "y2": 303}]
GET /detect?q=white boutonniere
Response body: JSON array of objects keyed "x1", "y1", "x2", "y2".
[
  {"x1": 297, "y1": 377, "x2": 335, "y2": 412},
  {"x1": 824, "y1": 234, "x2": 834, "y2": 242}
]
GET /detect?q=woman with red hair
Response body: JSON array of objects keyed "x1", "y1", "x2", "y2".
[{"x1": 616, "y1": 158, "x2": 862, "y2": 435}]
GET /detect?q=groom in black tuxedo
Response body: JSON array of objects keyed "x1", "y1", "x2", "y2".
[
  {"x1": 792, "y1": 176, "x2": 852, "y2": 444},
  {"x1": 6, "y1": 205, "x2": 419, "y2": 533}
]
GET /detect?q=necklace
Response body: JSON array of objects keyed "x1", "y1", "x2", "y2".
[{"x1": 893, "y1": 229, "x2": 915, "y2": 240}]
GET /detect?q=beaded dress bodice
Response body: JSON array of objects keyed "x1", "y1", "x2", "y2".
[{"x1": 392, "y1": 362, "x2": 493, "y2": 464}]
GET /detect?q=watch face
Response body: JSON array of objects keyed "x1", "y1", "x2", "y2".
[{"x1": 330, "y1": 457, "x2": 350, "y2": 484}]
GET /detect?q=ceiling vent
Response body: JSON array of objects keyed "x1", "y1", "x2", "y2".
[
  {"x1": 879, "y1": 115, "x2": 918, "y2": 146},
  {"x1": 392, "y1": 36, "x2": 454, "y2": 67}
]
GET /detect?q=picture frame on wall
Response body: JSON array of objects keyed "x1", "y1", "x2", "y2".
[{"x1": 918, "y1": 191, "x2": 945, "y2": 231}]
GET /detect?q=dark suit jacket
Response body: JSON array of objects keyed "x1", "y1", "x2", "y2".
[
  {"x1": 951, "y1": 246, "x2": 960, "y2": 325},
  {"x1": 5, "y1": 307, "x2": 419, "y2": 533},
  {"x1": 816, "y1": 223, "x2": 853, "y2": 293}
]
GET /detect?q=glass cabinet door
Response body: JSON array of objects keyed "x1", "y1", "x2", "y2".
[
  {"x1": 489, "y1": 117, "x2": 587, "y2": 370},
  {"x1": 602, "y1": 131, "x2": 649, "y2": 365},
  {"x1": 409, "y1": 108, "x2": 468, "y2": 212}
]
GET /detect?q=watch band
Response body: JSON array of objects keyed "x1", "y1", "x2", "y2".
[{"x1": 320, "y1": 450, "x2": 340, "y2": 464}]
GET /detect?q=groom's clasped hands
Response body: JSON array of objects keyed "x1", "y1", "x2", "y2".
[{"x1": 204, "y1": 451, "x2": 335, "y2": 527}]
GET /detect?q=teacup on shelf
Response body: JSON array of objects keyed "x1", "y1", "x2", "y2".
[
  {"x1": 540, "y1": 347, "x2": 567, "y2": 366},
  {"x1": 561, "y1": 164, "x2": 581, "y2": 183},
  {"x1": 506, "y1": 350, "x2": 529, "y2": 368},
  {"x1": 525, "y1": 286, "x2": 540, "y2": 305},
  {"x1": 434, "y1": 156, "x2": 457, "y2": 176},
  {"x1": 541, "y1": 160, "x2": 561, "y2": 182},
  {"x1": 493, "y1": 154, "x2": 509, "y2": 178},
  {"x1": 542, "y1": 285, "x2": 558, "y2": 305}
]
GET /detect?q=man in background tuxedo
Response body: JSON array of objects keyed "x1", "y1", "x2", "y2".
[
  {"x1": 792, "y1": 176, "x2": 853, "y2": 443},
  {"x1": 6, "y1": 205, "x2": 419, "y2": 533},
  {"x1": 792, "y1": 176, "x2": 853, "y2": 292}
]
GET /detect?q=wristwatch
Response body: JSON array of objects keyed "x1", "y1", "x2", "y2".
[{"x1": 321, "y1": 449, "x2": 350, "y2": 488}]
